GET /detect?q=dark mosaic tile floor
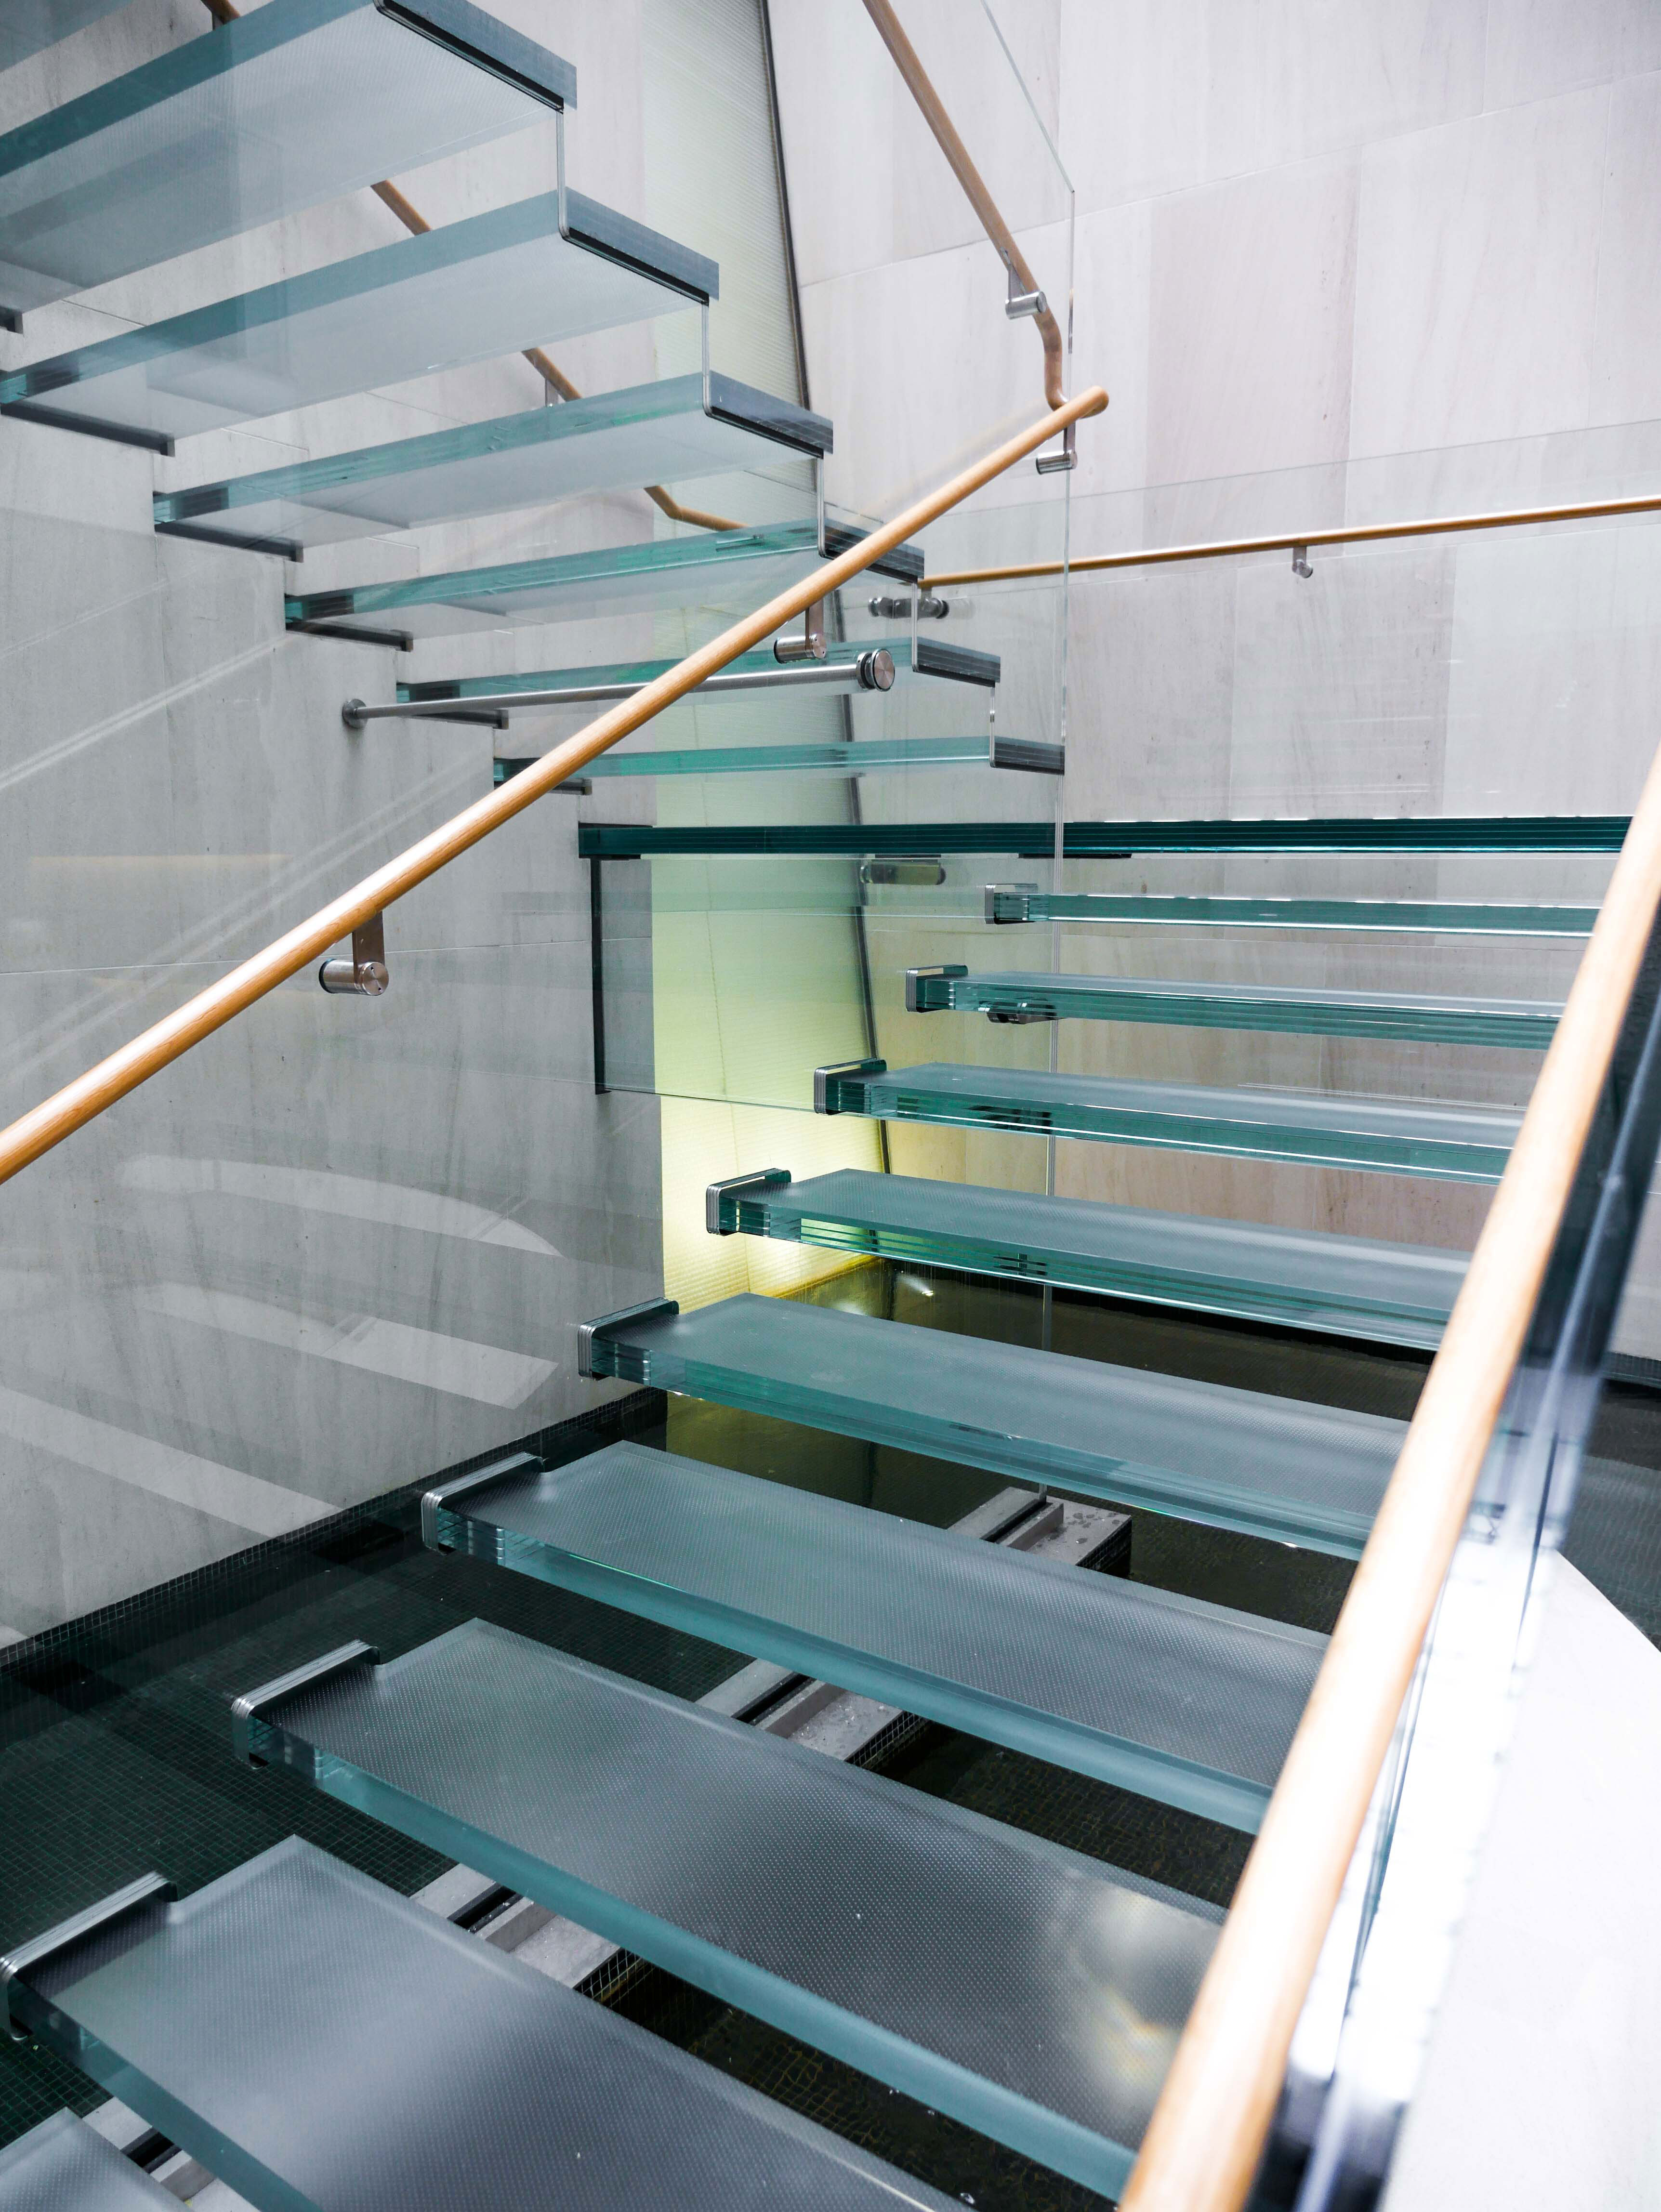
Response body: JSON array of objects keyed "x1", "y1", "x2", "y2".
[{"x1": 2, "y1": 1261, "x2": 1657, "y2": 2205}]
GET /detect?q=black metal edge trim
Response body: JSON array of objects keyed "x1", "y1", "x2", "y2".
[
  {"x1": 1, "y1": 400, "x2": 172, "y2": 454},
  {"x1": 374, "y1": 0, "x2": 574, "y2": 108},
  {"x1": 287, "y1": 619, "x2": 413, "y2": 651},
  {"x1": 561, "y1": 188, "x2": 717, "y2": 304},
  {"x1": 822, "y1": 519, "x2": 924, "y2": 583},
  {"x1": 704, "y1": 371, "x2": 834, "y2": 459},
  {"x1": 915, "y1": 635, "x2": 1002, "y2": 686},
  {"x1": 155, "y1": 519, "x2": 302, "y2": 562}
]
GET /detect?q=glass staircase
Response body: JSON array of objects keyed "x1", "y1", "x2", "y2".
[
  {"x1": 0, "y1": 188, "x2": 714, "y2": 451},
  {"x1": 153, "y1": 372, "x2": 834, "y2": 557},
  {"x1": 707, "y1": 1167, "x2": 1465, "y2": 1347},
  {"x1": 814, "y1": 1060, "x2": 1520, "y2": 1180},
  {"x1": 231, "y1": 1620, "x2": 1220, "y2": 2197},
  {"x1": 903, "y1": 965, "x2": 1561, "y2": 1046},
  {"x1": 3, "y1": 1840, "x2": 960, "y2": 2212},
  {"x1": 5, "y1": 5, "x2": 1659, "y2": 2211},
  {"x1": 574, "y1": 1293, "x2": 1398, "y2": 1552},
  {"x1": 0, "y1": 0, "x2": 574, "y2": 324},
  {"x1": 421, "y1": 1442, "x2": 1322, "y2": 1830}
]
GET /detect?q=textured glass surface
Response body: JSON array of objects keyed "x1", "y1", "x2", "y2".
[
  {"x1": 821, "y1": 1063, "x2": 1519, "y2": 1181},
  {"x1": 13, "y1": 1839, "x2": 957, "y2": 2212},
  {"x1": 407, "y1": 633, "x2": 999, "y2": 703},
  {"x1": 0, "y1": 0, "x2": 571, "y2": 317},
  {"x1": 578, "y1": 735, "x2": 1000, "y2": 780},
  {"x1": 0, "y1": 2114, "x2": 177, "y2": 2212},
  {"x1": 1, "y1": 192, "x2": 707, "y2": 442},
  {"x1": 581, "y1": 1292, "x2": 1398, "y2": 1554},
  {"x1": 154, "y1": 372, "x2": 831, "y2": 552},
  {"x1": 911, "y1": 970, "x2": 1560, "y2": 1047},
  {"x1": 286, "y1": 519, "x2": 920, "y2": 635},
  {"x1": 987, "y1": 890, "x2": 1600, "y2": 936},
  {"x1": 716, "y1": 1169, "x2": 1465, "y2": 1349},
  {"x1": 255, "y1": 1622, "x2": 1222, "y2": 2198},
  {"x1": 430, "y1": 1441, "x2": 1326, "y2": 1829},
  {"x1": 0, "y1": 0, "x2": 132, "y2": 70}
]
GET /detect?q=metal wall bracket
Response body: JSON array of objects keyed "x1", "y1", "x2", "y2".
[
  {"x1": 984, "y1": 882, "x2": 1039, "y2": 924},
  {"x1": 1, "y1": 1874, "x2": 175, "y2": 2041},
  {"x1": 319, "y1": 910, "x2": 389, "y2": 997},
  {"x1": 1035, "y1": 420, "x2": 1077, "y2": 475},
  {"x1": 868, "y1": 591, "x2": 952, "y2": 620},
  {"x1": 813, "y1": 1057, "x2": 885, "y2": 1115},
  {"x1": 1292, "y1": 543, "x2": 1313, "y2": 579},
  {"x1": 1004, "y1": 263, "x2": 1047, "y2": 320},
  {"x1": 904, "y1": 964, "x2": 968, "y2": 1013},
  {"x1": 421, "y1": 1450, "x2": 543, "y2": 1551},
  {"x1": 230, "y1": 1641, "x2": 378, "y2": 1765},
  {"x1": 706, "y1": 1167, "x2": 792, "y2": 1236},
  {"x1": 774, "y1": 594, "x2": 828, "y2": 664},
  {"x1": 577, "y1": 1296, "x2": 678, "y2": 1380}
]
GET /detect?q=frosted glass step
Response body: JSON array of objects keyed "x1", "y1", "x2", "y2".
[
  {"x1": 235, "y1": 1622, "x2": 1222, "y2": 2198},
  {"x1": 578, "y1": 1292, "x2": 1398, "y2": 1554},
  {"x1": 984, "y1": 888, "x2": 1601, "y2": 936},
  {"x1": 287, "y1": 517, "x2": 920, "y2": 637},
  {"x1": 2, "y1": 1839, "x2": 958, "y2": 2212},
  {"x1": 0, "y1": 2113, "x2": 178, "y2": 2212},
  {"x1": 407, "y1": 631, "x2": 1001, "y2": 705},
  {"x1": 0, "y1": 0, "x2": 573, "y2": 324},
  {"x1": 0, "y1": 0, "x2": 133, "y2": 73},
  {"x1": 423, "y1": 1439, "x2": 1327, "y2": 1829},
  {"x1": 154, "y1": 371, "x2": 833, "y2": 558},
  {"x1": 816, "y1": 1060, "x2": 1520, "y2": 1181},
  {"x1": 2, "y1": 190, "x2": 713, "y2": 452},
  {"x1": 906, "y1": 967, "x2": 1561, "y2": 1048},
  {"x1": 498, "y1": 733, "x2": 1054, "y2": 787},
  {"x1": 709, "y1": 1168, "x2": 1465, "y2": 1349},
  {"x1": 580, "y1": 814, "x2": 1627, "y2": 860}
]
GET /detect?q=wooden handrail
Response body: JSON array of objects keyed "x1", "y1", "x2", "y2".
[
  {"x1": 0, "y1": 389, "x2": 1106, "y2": 1193},
  {"x1": 861, "y1": 0, "x2": 1066, "y2": 412},
  {"x1": 1121, "y1": 726, "x2": 1661, "y2": 2212},
  {"x1": 922, "y1": 489, "x2": 1661, "y2": 589}
]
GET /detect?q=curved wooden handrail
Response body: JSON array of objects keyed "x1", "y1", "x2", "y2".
[
  {"x1": 922, "y1": 489, "x2": 1661, "y2": 589},
  {"x1": 0, "y1": 389, "x2": 1106, "y2": 1193},
  {"x1": 861, "y1": 0, "x2": 1066, "y2": 411},
  {"x1": 1121, "y1": 726, "x2": 1661, "y2": 2212}
]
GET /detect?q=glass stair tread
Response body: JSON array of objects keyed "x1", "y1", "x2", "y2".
[
  {"x1": 406, "y1": 632, "x2": 1001, "y2": 703},
  {"x1": 244, "y1": 1621, "x2": 1222, "y2": 2197},
  {"x1": 544, "y1": 734, "x2": 1019, "y2": 782},
  {"x1": 0, "y1": 2113, "x2": 179, "y2": 2212},
  {"x1": 425, "y1": 1437, "x2": 1328, "y2": 1829},
  {"x1": 712, "y1": 1168, "x2": 1465, "y2": 1349},
  {"x1": 579, "y1": 814, "x2": 1626, "y2": 859},
  {"x1": 580, "y1": 1291, "x2": 1399, "y2": 1554},
  {"x1": 909, "y1": 969, "x2": 1561, "y2": 1047},
  {"x1": 818, "y1": 1061, "x2": 1520, "y2": 1182},
  {"x1": 153, "y1": 371, "x2": 833, "y2": 556},
  {"x1": 0, "y1": 0, "x2": 133, "y2": 73},
  {"x1": 986, "y1": 890, "x2": 1600, "y2": 936},
  {"x1": 287, "y1": 518, "x2": 918, "y2": 637},
  {"x1": 7, "y1": 1838, "x2": 958, "y2": 2212},
  {"x1": 2, "y1": 190, "x2": 713, "y2": 449},
  {"x1": 0, "y1": 0, "x2": 572, "y2": 321}
]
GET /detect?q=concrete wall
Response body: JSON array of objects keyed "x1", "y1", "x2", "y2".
[
  {"x1": 772, "y1": 0, "x2": 1661, "y2": 1352},
  {"x1": 0, "y1": 0, "x2": 693, "y2": 1639}
]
